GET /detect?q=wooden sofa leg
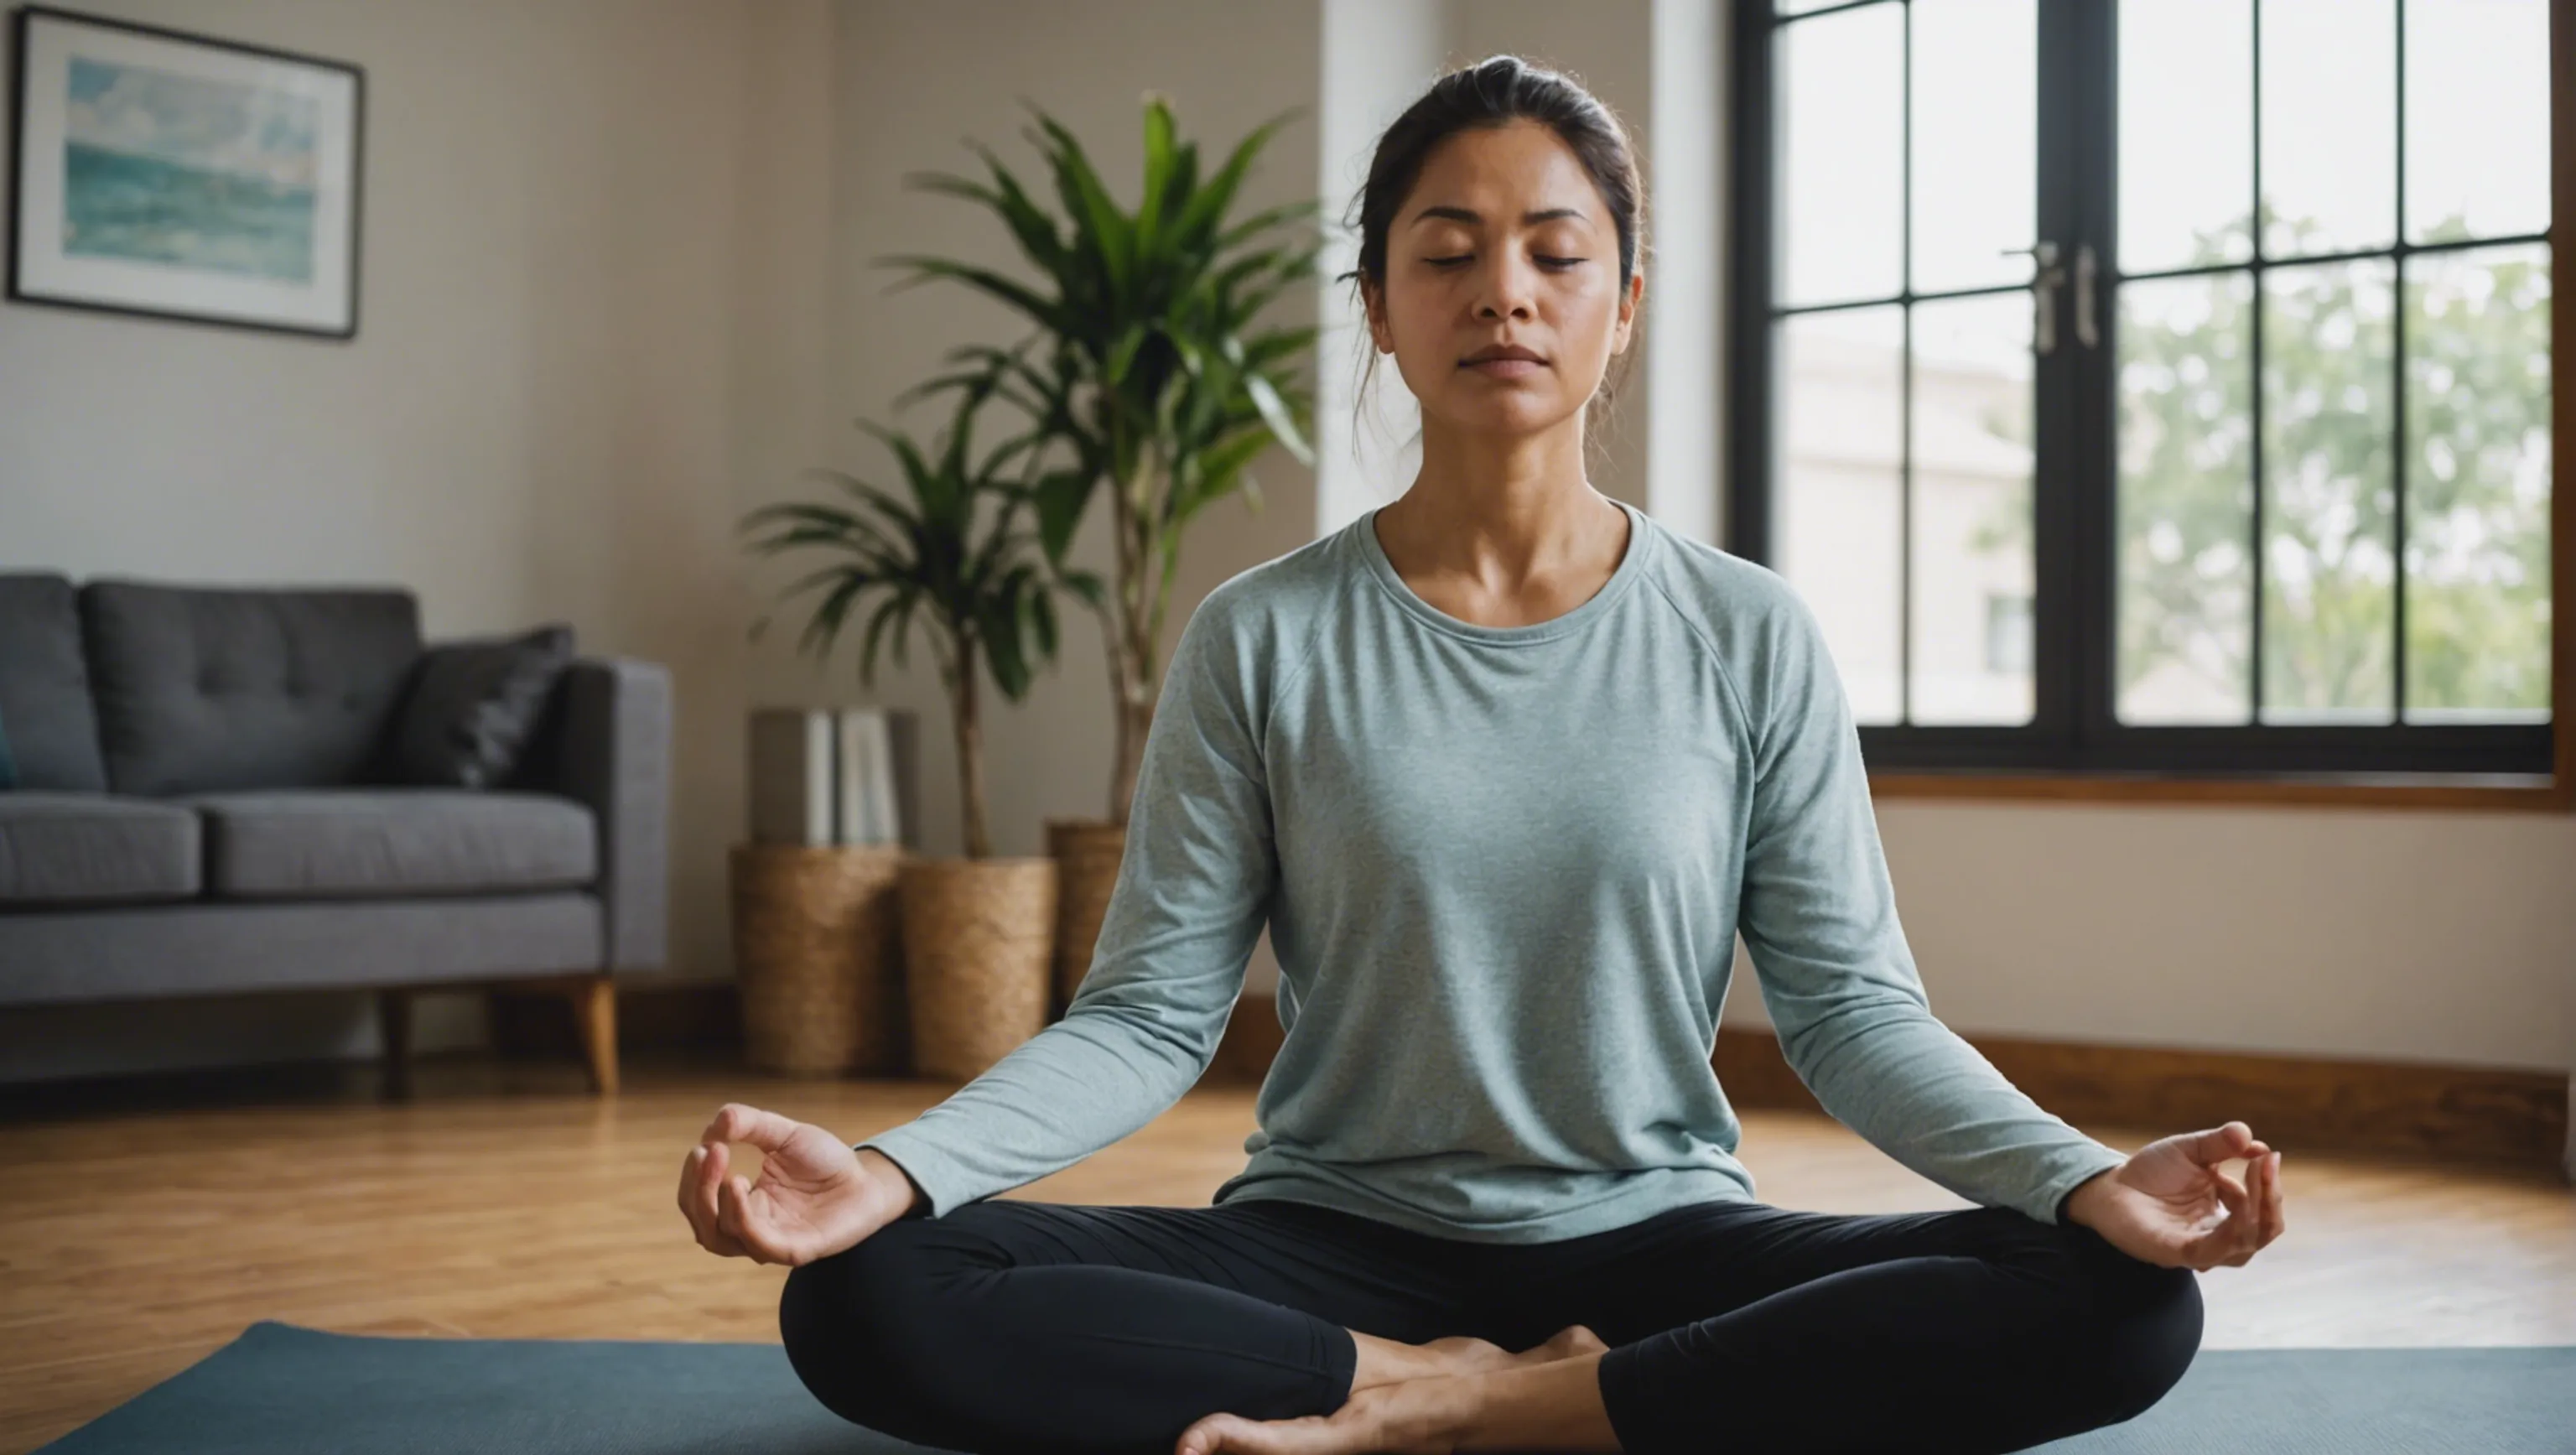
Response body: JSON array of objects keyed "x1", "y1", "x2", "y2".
[
  {"x1": 573, "y1": 974, "x2": 619, "y2": 1095},
  {"x1": 377, "y1": 990, "x2": 413, "y2": 1100}
]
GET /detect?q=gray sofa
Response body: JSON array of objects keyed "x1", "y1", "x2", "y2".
[{"x1": 0, "y1": 574, "x2": 670, "y2": 1094}]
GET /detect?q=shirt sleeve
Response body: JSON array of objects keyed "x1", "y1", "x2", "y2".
[
  {"x1": 855, "y1": 593, "x2": 1276, "y2": 1219},
  {"x1": 1733, "y1": 590, "x2": 2127, "y2": 1226}
]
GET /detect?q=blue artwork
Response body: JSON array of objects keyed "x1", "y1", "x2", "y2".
[
  {"x1": 10, "y1": 8, "x2": 364, "y2": 335},
  {"x1": 62, "y1": 55, "x2": 319, "y2": 283}
]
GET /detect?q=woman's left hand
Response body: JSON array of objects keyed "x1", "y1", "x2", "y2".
[{"x1": 2064, "y1": 1120, "x2": 2285, "y2": 1271}]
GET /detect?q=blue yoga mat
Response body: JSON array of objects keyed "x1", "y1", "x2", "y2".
[{"x1": 31, "y1": 1321, "x2": 2576, "y2": 1454}]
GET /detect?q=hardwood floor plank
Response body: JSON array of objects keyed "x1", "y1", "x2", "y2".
[{"x1": 1, "y1": 1057, "x2": 2568, "y2": 1452}]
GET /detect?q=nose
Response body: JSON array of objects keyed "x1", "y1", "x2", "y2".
[{"x1": 1472, "y1": 249, "x2": 1539, "y2": 322}]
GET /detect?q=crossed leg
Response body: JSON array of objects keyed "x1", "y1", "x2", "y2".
[
  {"x1": 1501, "y1": 1198, "x2": 2206, "y2": 1455},
  {"x1": 1182, "y1": 1200, "x2": 2203, "y2": 1455},
  {"x1": 780, "y1": 1194, "x2": 2199, "y2": 1455},
  {"x1": 776, "y1": 1196, "x2": 1583, "y2": 1455}
]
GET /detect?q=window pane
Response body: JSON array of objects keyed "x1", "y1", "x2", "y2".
[
  {"x1": 1910, "y1": 0, "x2": 2035, "y2": 294},
  {"x1": 2261, "y1": 0, "x2": 2396, "y2": 260},
  {"x1": 2117, "y1": 273, "x2": 2256, "y2": 725},
  {"x1": 1777, "y1": 307, "x2": 1904, "y2": 723},
  {"x1": 1778, "y1": 3, "x2": 1903, "y2": 307},
  {"x1": 2118, "y1": 0, "x2": 2252, "y2": 274},
  {"x1": 2406, "y1": 0, "x2": 2550, "y2": 245},
  {"x1": 1910, "y1": 294, "x2": 2034, "y2": 724},
  {"x1": 2262, "y1": 260, "x2": 2397, "y2": 724},
  {"x1": 2405, "y1": 244, "x2": 2553, "y2": 721}
]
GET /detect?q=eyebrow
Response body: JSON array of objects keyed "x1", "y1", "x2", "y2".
[{"x1": 1406, "y1": 205, "x2": 1592, "y2": 229}]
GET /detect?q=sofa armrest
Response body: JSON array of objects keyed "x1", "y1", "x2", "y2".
[{"x1": 554, "y1": 656, "x2": 671, "y2": 972}]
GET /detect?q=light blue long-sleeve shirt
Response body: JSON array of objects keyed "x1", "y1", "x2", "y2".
[{"x1": 857, "y1": 497, "x2": 2128, "y2": 1243}]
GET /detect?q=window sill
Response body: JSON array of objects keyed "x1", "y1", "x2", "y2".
[{"x1": 1865, "y1": 771, "x2": 2573, "y2": 812}]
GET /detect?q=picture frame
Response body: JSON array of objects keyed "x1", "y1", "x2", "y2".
[{"x1": 7, "y1": 3, "x2": 364, "y2": 339}]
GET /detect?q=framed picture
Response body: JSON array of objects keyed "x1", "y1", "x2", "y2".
[{"x1": 7, "y1": 4, "x2": 363, "y2": 338}]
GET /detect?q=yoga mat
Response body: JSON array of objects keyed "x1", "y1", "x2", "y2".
[{"x1": 29, "y1": 1321, "x2": 2576, "y2": 1454}]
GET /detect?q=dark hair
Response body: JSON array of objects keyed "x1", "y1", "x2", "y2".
[{"x1": 1337, "y1": 55, "x2": 1649, "y2": 451}]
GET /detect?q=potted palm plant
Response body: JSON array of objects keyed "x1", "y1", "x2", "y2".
[
  {"x1": 883, "y1": 95, "x2": 1324, "y2": 1010},
  {"x1": 740, "y1": 355, "x2": 1093, "y2": 1079}
]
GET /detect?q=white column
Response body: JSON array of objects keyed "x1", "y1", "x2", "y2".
[
  {"x1": 1317, "y1": 0, "x2": 1448, "y2": 538},
  {"x1": 1648, "y1": 0, "x2": 1728, "y2": 548}
]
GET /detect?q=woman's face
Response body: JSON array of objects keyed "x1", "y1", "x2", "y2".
[{"x1": 1364, "y1": 118, "x2": 1641, "y2": 439}]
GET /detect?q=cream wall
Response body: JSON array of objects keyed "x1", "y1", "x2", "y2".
[
  {"x1": 0, "y1": 0, "x2": 815, "y2": 1075},
  {"x1": 0, "y1": 0, "x2": 2563, "y2": 1086},
  {"x1": 1847, "y1": 801, "x2": 2573, "y2": 1073}
]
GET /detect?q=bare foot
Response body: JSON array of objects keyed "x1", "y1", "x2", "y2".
[
  {"x1": 1350, "y1": 1331, "x2": 1505, "y2": 1391},
  {"x1": 1176, "y1": 1332, "x2": 1613, "y2": 1455},
  {"x1": 1517, "y1": 1324, "x2": 1609, "y2": 1366},
  {"x1": 1417, "y1": 1335, "x2": 1514, "y2": 1377},
  {"x1": 1178, "y1": 1327, "x2": 1616, "y2": 1455},
  {"x1": 1405, "y1": 1325, "x2": 1607, "y2": 1381},
  {"x1": 1176, "y1": 1379, "x2": 1468, "y2": 1455}
]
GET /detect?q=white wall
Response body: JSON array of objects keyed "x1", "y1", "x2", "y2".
[{"x1": 2, "y1": 0, "x2": 2563, "y2": 1082}]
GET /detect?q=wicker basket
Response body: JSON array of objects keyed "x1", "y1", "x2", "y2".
[
  {"x1": 1045, "y1": 817, "x2": 1127, "y2": 1014},
  {"x1": 897, "y1": 855, "x2": 1057, "y2": 1080},
  {"x1": 730, "y1": 843, "x2": 909, "y2": 1076}
]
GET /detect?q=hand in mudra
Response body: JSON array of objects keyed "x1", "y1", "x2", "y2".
[
  {"x1": 2065, "y1": 1120, "x2": 2285, "y2": 1272},
  {"x1": 677, "y1": 1103, "x2": 906, "y2": 1266}
]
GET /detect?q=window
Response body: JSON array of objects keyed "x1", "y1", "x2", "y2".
[
  {"x1": 1728, "y1": 0, "x2": 2558, "y2": 781},
  {"x1": 1986, "y1": 592, "x2": 2033, "y2": 676}
]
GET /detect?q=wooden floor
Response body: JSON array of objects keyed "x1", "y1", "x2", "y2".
[{"x1": 3, "y1": 1054, "x2": 2572, "y2": 1453}]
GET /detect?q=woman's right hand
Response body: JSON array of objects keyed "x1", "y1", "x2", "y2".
[{"x1": 677, "y1": 1103, "x2": 917, "y2": 1266}]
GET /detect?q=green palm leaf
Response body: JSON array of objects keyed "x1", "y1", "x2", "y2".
[{"x1": 873, "y1": 93, "x2": 1327, "y2": 824}]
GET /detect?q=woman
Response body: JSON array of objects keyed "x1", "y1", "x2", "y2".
[{"x1": 678, "y1": 55, "x2": 2285, "y2": 1455}]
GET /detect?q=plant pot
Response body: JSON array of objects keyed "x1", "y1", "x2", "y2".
[
  {"x1": 1045, "y1": 816, "x2": 1128, "y2": 1015},
  {"x1": 896, "y1": 855, "x2": 1058, "y2": 1080},
  {"x1": 730, "y1": 843, "x2": 911, "y2": 1077}
]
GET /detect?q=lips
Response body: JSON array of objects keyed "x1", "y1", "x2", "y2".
[{"x1": 1462, "y1": 344, "x2": 1546, "y2": 365}]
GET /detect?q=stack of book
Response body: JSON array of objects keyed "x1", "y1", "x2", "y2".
[{"x1": 746, "y1": 707, "x2": 920, "y2": 849}]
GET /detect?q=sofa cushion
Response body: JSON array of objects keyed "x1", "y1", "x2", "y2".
[
  {"x1": 0, "y1": 574, "x2": 110, "y2": 792},
  {"x1": 0, "y1": 894, "x2": 605, "y2": 1006},
  {"x1": 81, "y1": 581, "x2": 423, "y2": 796},
  {"x1": 386, "y1": 625, "x2": 576, "y2": 788},
  {"x1": 0, "y1": 793, "x2": 200, "y2": 905},
  {"x1": 189, "y1": 789, "x2": 596, "y2": 899}
]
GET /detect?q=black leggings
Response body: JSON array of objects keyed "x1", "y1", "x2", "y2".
[{"x1": 777, "y1": 1193, "x2": 2203, "y2": 1455}]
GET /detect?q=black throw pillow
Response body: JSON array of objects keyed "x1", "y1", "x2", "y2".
[{"x1": 385, "y1": 625, "x2": 575, "y2": 788}]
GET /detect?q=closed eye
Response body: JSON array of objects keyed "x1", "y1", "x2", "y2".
[{"x1": 1426, "y1": 255, "x2": 1587, "y2": 269}]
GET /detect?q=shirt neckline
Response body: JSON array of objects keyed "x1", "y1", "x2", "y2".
[{"x1": 1353, "y1": 496, "x2": 1656, "y2": 645}]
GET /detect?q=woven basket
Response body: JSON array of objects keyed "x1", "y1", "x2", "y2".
[
  {"x1": 897, "y1": 855, "x2": 1057, "y2": 1080},
  {"x1": 730, "y1": 843, "x2": 909, "y2": 1076},
  {"x1": 1045, "y1": 817, "x2": 1127, "y2": 1014}
]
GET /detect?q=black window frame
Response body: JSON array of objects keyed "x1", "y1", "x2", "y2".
[{"x1": 1727, "y1": 0, "x2": 2559, "y2": 779}]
